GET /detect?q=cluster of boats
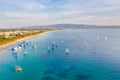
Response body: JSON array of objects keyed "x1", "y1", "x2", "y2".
[
  {"x1": 11, "y1": 40, "x2": 71, "y2": 72},
  {"x1": 47, "y1": 41, "x2": 58, "y2": 52},
  {"x1": 47, "y1": 41, "x2": 70, "y2": 54},
  {"x1": 10, "y1": 40, "x2": 36, "y2": 72},
  {"x1": 96, "y1": 36, "x2": 108, "y2": 41}
]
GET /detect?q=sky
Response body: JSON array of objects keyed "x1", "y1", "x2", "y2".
[{"x1": 0, "y1": 0, "x2": 120, "y2": 28}]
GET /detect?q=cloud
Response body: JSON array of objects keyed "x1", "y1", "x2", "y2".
[
  {"x1": 20, "y1": 3, "x2": 46, "y2": 11},
  {"x1": 0, "y1": 0, "x2": 120, "y2": 28}
]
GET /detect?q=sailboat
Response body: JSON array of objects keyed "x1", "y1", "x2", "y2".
[
  {"x1": 97, "y1": 36, "x2": 99, "y2": 40},
  {"x1": 65, "y1": 48, "x2": 70, "y2": 54}
]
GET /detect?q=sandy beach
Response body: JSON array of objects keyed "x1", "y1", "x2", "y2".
[{"x1": 0, "y1": 31, "x2": 48, "y2": 51}]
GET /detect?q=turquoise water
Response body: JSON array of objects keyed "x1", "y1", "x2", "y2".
[{"x1": 0, "y1": 29, "x2": 120, "y2": 80}]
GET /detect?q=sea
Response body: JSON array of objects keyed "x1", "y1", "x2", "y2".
[{"x1": 0, "y1": 29, "x2": 120, "y2": 80}]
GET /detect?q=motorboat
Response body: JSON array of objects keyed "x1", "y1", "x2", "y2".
[{"x1": 14, "y1": 65, "x2": 23, "y2": 72}]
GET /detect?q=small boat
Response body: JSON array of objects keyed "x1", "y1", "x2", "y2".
[
  {"x1": 13, "y1": 52, "x2": 19, "y2": 57},
  {"x1": 24, "y1": 51, "x2": 29, "y2": 54},
  {"x1": 14, "y1": 65, "x2": 23, "y2": 72},
  {"x1": 17, "y1": 46, "x2": 22, "y2": 52},
  {"x1": 47, "y1": 47, "x2": 51, "y2": 53},
  {"x1": 61, "y1": 41, "x2": 64, "y2": 43},
  {"x1": 93, "y1": 48, "x2": 96, "y2": 54},
  {"x1": 105, "y1": 36, "x2": 108, "y2": 40},
  {"x1": 65, "y1": 48, "x2": 70, "y2": 54},
  {"x1": 33, "y1": 45, "x2": 37, "y2": 49},
  {"x1": 96, "y1": 36, "x2": 99, "y2": 40}
]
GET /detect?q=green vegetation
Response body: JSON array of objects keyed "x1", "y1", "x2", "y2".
[{"x1": 0, "y1": 29, "x2": 50, "y2": 45}]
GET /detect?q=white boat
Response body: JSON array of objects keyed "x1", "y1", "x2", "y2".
[
  {"x1": 97, "y1": 36, "x2": 99, "y2": 40},
  {"x1": 14, "y1": 65, "x2": 23, "y2": 72},
  {"x1": 65, "y1": 48, "x2": 70, "y2": 54},
  {"x1": 105, "y1": 36, "x2": 108, "y2": 40},
  {"x1": 33, "y1": 45, "x2": 37, "y2": 49},
  {"x1": 24, "y1": 51, "x2": 29, "y2": 54},
  {"x1": 14, "y1": 47, "x2": 18, "y2": 51},
  {"x1": 61, "y1": 41, "x2": 64, "y2": 43}
]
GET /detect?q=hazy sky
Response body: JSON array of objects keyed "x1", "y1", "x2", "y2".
[{"x1": 0, "y1": 0, "x2": 120, "y2": 28}]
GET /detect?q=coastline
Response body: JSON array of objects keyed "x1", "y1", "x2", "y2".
[{"x1": 0, "y1": 31, "x2": 49, "y2": 52}]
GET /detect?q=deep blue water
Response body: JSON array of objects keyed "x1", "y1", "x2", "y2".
[{"x1": 0, "y1": 29, "x2": 120, "y2": 80}]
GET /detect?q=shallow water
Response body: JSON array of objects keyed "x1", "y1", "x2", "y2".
[{"x1": 0, "y1": 29, "x2": 120, "y2": 80}]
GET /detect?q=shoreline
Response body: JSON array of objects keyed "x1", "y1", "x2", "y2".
[{"x1": 0, "y1": 31, "x2": 49, "y2": 52}]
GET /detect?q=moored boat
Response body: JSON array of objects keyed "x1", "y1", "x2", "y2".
[
  {"x1": 14, "y1": 65, "x2": 23, "y2": 72},
  {"x1": 65, "y1": 48, "x2": 70, "y2": 54}
]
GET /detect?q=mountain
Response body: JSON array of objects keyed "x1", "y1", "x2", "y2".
[{"x1": 23, "y1": 24, "x2": 120, "y2": 29}]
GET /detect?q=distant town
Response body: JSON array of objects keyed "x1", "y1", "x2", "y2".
[
  {"x1": 0, "y1": 29, "x2": 53, "y2": 45},
  {"x1": 0, "y1": 29, "x2": 42, "y2": 38},
  {"x1": 0, "y1": 23, "x2": 120, "y2": 46}
]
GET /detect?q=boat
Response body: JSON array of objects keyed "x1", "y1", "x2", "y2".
[
  {"x1": 93, "y1": 48, "x2": 96, "y2": 54},
  {"x1": 65, "y1": 48, "x2": 70, "y2": 54},
  {"x1": 47, "y1": 47, "x2": 51, "y2": 53},
  {"x1": 17, "y1": 46, "x2": 22, "y2": 52},
  {"x1": 61, "y1": 41, "x2": 64, "y2": 43},
  {"x1": 24, "y1": 51, "x2": 29, "y2": 54},
  {"x1": 13, "y1": 52, "x2": 19, "y2": 57},
  {"x1": 33, "y1": 45, "x2": 37, "y2": 49},
  {"x1": 97, "y1": 36, "x2": 99, "y2": 40},
  {"x1": 14, "y1": 65, "x2": 23, "y2": 72},
  {"x1": 105, "y1": 36, "x2": 108, "y2": 40}
]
